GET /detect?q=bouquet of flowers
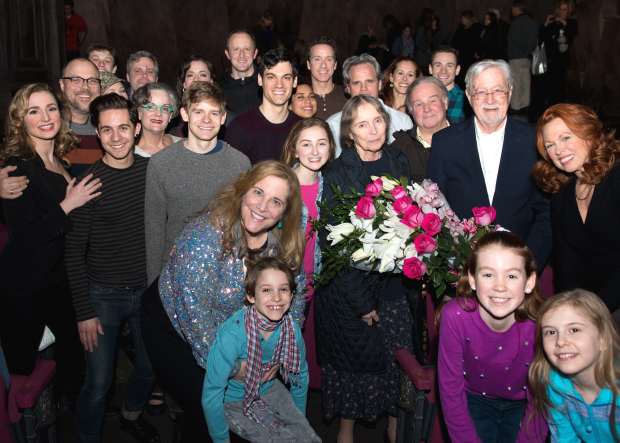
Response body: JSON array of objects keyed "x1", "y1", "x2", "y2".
[{"x1": 312, "y1": 175, "x2": 497, "y2": 298}]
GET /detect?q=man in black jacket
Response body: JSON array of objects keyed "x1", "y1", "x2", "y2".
[{"x1": 219, "y1": 29, "x2": 262, "y2": 114}]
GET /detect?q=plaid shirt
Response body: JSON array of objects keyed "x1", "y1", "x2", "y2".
[{"x1": 447, "y1": 84, "x2": 466, "y2": 123}]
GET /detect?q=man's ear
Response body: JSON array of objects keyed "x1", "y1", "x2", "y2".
[
  {"x1": 59, "y1": 78, "x2": 65, "y2": 93},
  {"x1": 293, "y1": 76, "x2": 298, "y2": 89},
  {"x1": 428, "y1": 64, "x2": 434, "y2": 76},
  {"x1": 465, "y1": 89, "x2": 473, "y2": 107},
  {"x1": 126, "y1": 73, "x2": 130, "y2": 82},
  {"x1": 225, "y1": 49, "x2": 231, "y2": 61},
  {"x1": 456, "y1": 65, "x2": 461, "y2": 76},
  {"x1": 134, "y1": 122, "x2": 141, "y2": 137},
  {"x1": 258, "y1": 74, "x2": 263, "y2": 87},
  {"x1": 112, "y1": 65, "x2": 118, "y2": 74},
  {"x1": 220, "y1": 111, "x2": 227, "y2": 126},
  {"x1": 252, "y1": 48, "x2": 258, "y2": 60},
  {"x1": 444, "y1": 96, "x2": 449, "y2": 111},
  {"x1": 180, "y1": 107, "x2": 189, "y2": 123}
]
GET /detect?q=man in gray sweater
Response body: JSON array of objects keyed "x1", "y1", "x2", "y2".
[
  {"x1": 507, "y1": 0, "x2": 539, "y2": 114},
  {"x1": 145, "y1": 82, "x2": 251, "y2": 283}
]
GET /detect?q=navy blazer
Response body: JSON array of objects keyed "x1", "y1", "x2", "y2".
[{"x1": 425, "y1": 116, "x2": 552, "y2": 269}]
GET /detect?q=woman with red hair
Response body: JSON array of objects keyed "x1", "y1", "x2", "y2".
[{"x1": 531, "y1": 103, "x2": 620, "y2": 327}]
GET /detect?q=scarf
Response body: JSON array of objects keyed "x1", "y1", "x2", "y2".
[{"x1": 243, "y1": 305, "x2": 302, "y2": 433}]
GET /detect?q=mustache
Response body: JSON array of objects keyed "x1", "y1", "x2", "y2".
[{"x1": 481, "y1": 103, "x2": 500, "y2": 110}]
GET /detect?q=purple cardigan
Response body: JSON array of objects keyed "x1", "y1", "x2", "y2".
[{"x1": 438, "y1": 298, "x2": 547, "y2": 443}]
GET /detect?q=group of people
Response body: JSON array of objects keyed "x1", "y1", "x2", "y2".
[{"x1": 1, "y1": 1, "x2": 619, "y2": 443}]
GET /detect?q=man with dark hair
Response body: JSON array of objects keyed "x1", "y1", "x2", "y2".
[
  {"x1": 507, "y1": 0, "x2": 538, "y2": 114},
  {"x1": 126, "y1": 50, "x2": 159, "y2": 98},
  {"x1": 87, "y1": 42, "x2": 117, "y2": 73},
  {"x1": 429, "y1": 45, "x2": 468, "y2": 123},
  {"x1": 65, "y1": 94, "x2": 159, "y2": 443},
  {"x1": 64, "y1": 0, "x2": 87, "y2": 61},
  {"x1": 225, "y1": 48, "x2": 302, "y2": 164},
  {"x1": 219, "y1": 29, "x2": 263, "y2": 114},
  {"x1": 145, "y1": 81, "x2": 250, "y2": 284},
  {"x1": 306, "y1": 36, "x2": 347, "y2": 120}
]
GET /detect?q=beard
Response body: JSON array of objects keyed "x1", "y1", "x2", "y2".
[
  {"x1": 66, "y1": 89, "x2": 94, "y2": 115},
  {"x1": 479, "y1": 104, "x2": 505, "y2": 125}
]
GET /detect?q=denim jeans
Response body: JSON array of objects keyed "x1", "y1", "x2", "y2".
[
  {"x1": 76, "y1": 283, "x2": 155, "y2": 443},
  {"x1": 466, "y1": 391, "x2": 527, "y2": 443}
]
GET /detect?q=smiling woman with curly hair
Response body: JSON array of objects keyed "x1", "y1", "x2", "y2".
[{"x1": 531, "y1": 103, "x2": 620, "y2": 327}]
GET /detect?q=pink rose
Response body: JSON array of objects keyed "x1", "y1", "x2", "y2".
[
  {"x1": 414, "y1": 234, "x2": 438, "y2": 254},
  {"x1": 421, "y1": 213, "x2": 442, "y2": 235},
  {"x1": 365, "y1": 178, "x2": 383, "y2": 197},
  {"x1": 355, "y1": 197, "x2": 377, "y2": 219},
  {"x1": 472, "y1": 206, "x2": 496, "y2": 227},
  {"x1": 390, "y1": 186, "x2": 407, "y2": 199},
  {"x1": 401, "y1": 205, "x2": 424, "y2": 229},
  {"x1": 403, "y1": 257, "x2": 427, "y2": 280},
  {"x1": 393, "y1": 196, "x2": 413, "y2": 215}
]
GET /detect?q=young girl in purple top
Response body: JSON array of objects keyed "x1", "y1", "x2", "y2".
[{"x1": 437, "y1": 231, "x2": 548, "y2": 443}]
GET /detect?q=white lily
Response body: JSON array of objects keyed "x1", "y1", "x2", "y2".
[
  {"x1": 380, "y1": 216, "x2": 415, "y2": 240},
  {"x1": 349, "y1": 210, "x2": 375, "y2": 233},
  {"x1": 326, "y1": 223, "x2": 355, "y2": 246},
  {"x1": 351, "y1": 247, "x2": 375, "y2": 262},
  {"x1": 373, "y1": 233, "x2": 406, "y2": 272},
  {"x1": 371, "y1": 175, "x2": 400, "y2": 192}
]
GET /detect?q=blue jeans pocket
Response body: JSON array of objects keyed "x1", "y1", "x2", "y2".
[{"x1": 89, "y1": 284, "x2": 114, "y2": 296}]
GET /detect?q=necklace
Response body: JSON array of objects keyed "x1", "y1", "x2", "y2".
[{"x1": 575, "y1": 184, "x2": 593, "y2": 201}]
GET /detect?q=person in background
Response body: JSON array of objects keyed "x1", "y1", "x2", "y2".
[
  {"x1": 220, "y1": 29, "x2": 263, "y2": 115},
  {"x1": 100, "y1": 71, "x2": 128, "y2": 99},
  {"x1": 86, "y1": 42, "x2": 117, "y2": 74},
  {"x1": 490, "y1": 8, "x2": 511, "y2": 60},
  {"x1": 356, "y1": 26, "x2": 380, "y2": 58},
  {"x1": 391, "y1": 77, "x2": 451, "y2": 183},
  {"x1": 430, "y1": 45, "x2": 467, "y2": 123},
  {"x1": 64, "y1": 0, "x2": 87, "y2": 61},
  {"x1": 382, "y1": 57, "x2": 422, "y2": 114},
  {"x1": 306, "y1": 36, "x2": 348, "y2": 121},
  {"x1": 415, "y1": 8, "x2": 445, "y2": 73},
  {"x1": 125, "y1": 51, "x2": 159, "y2": 98},
  {"x1": 383, "y1": 15, "x2": 402, "y2": 59},
  {"x1": 540, "y1": 0, "x2": 578, "y2": 105},
  {"x1": 253, "y1": 9, "x2": 277, "y2": 62},
  {"x1": 132, "y1": 83, "x2": 181, "y2": 158},
  {"x1": 289, "y1": 82, "x2": 317, "y2": 119},
  {"x1": 451, "y1": 11, "x2": 483, "y2": 87},
  {"x1": 477, "y1": 12, "x2": 505, "y2": 61},
  {"x1": 391, "y1": 23, "x2": 414, "y2": 59}
]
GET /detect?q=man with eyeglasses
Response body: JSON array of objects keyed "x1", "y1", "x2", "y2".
[
  {"x1": 125, "y1": 51, "x2": 159, "y2": 99},
  {"x1": 426, "y1": 59, "x2": 551, "y2": 271}
]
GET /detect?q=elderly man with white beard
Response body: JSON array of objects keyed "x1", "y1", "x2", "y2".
[{"x1": 425, "y1": 59, "x2": 551, "y2": 271}]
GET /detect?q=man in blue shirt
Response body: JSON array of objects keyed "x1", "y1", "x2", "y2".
[{"x1": 429, "y1": 45, "x2": 467, "y2": 123}]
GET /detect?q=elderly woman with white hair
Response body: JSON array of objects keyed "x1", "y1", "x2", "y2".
[
  {"x1": 316, "y1": 94, "x2": 424, "y2": 443},
  {"x1": 132, "y1": 83, "x2": 182, "y2": 157}
]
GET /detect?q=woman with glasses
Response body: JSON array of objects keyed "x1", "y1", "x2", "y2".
[
  {"x1": 0, "y1": 83, "x2": 101, "y2": 405},
  {"x1": 132, "y1": 83, "x2": 182, "y2": 157}
]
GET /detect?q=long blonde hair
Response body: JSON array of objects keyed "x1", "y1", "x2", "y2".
[
  {"x1": 528, "y1": 289, "x2": 620, "y2": 441},
  {"x1": 2, "y1": 83, "x2": 78, "y2": 165},
  {"x1": 200, "y1": 160, "x2": 304, "y2": 274}
]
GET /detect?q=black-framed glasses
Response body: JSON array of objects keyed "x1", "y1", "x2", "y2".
[
  {"x1": 141, "y1": 103, "x2": 174, "y2": 114},
  {"x1": 61, "y1": 76, "x2": 101, "y2": 88},
  {"x1": 472, "y1": 89, "x2": 510, "y2": 101}
]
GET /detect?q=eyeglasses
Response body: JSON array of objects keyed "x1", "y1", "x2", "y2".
[
  {"x1": 141, "y1": 103, "x2": 174, "y2": 114},
  {"x1": 61, "y1": 77, "x2": 101, "y2": 88},
  {"x1": 471, "y1": 89, "x2": 510, "y2": 101}
]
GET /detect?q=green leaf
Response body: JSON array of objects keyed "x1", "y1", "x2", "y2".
[
  {"x1": 430, "y1": 270, "x2": 442, "y2": 287},
  {"x1": 435, "y1": 281, "x2": 446, "y2": 298},
  {"x1": 437, "y1": 237, "x2": 449, "y2": 250}
]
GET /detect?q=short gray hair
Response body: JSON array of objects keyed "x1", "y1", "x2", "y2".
[
  {"x1": 342, "y1": 54, "x2": 384, "y2": 95},
  {"x1": 405, "y1": 77, "x2": 449, "y2": 115},
  {"x1": 465, "y1": 59, "x2": 513, "y2": 93},
  {"x1": 340, "y1": 94, "x2": 391, "y2": 149},
  {"x1": 126, "y1": 51, "x2": 159, "y2": 78},
  {"x1": 132, "y1": 82, "x2": 179, "y2": 118}
]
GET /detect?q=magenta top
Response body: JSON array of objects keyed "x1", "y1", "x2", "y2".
[
  {"x1": 438, "y1": 298, "x2": 547, "y2": 443},
  {"x1": 300, "y1": 180, "x2": 319, "y2": 301}
]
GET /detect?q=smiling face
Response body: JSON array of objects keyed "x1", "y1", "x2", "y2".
[
  {"x1": 543, "y1": 118, "x2": 590, "y2": 177},
  {"x1": 103, "y1": 82, "x2": 128, "y2": 99},
  {"x1": 89, "y1": 50, "x2": 117, "y2": 74},
  {"x1": 241, "y1": 175, "x2": 288, "y2": 242},
  {"x1": 295, "y1": 126, "x2": 330, "y2": 174},
  {"x1": 541, "y1": 305, "x2": 602, "y2": 383},
  {"x1": 59, "y1": 60, "x2": 101, "y2": 116},
  {"x1": 430, "y1": 52, "x2": 460, "y2": 90},
  {"x1": 307, "y1": 44, "x2": 337, "y2": 84},
  {"x1": 410, "y1": 82, "x2": 448, "y2": 132},
  {"x1": 138, "y1": 89, "x2": 173, "y2": 135},
  {"x1": 95, "y1": 108, "x2": 139, "y2": 168},
  {"x1": 225, "y1": 32, "x2": 257, "y2": 76},
  {"x1": 127, "y1": 57, "x2": 157, "y2": 91},
  {"x1": 258, "y1": 61, "x2": 297, "y2": 107},
  {"x1": 183, "y1": 61, "x2": 212, "y2": 90},
  {"x1": 390, "y1": 60, "x2": 418, "y2": 95},
  {"x1": 350, "y1": 102, "x2": 387, "y2": 160},
  {"x1": 348, "y1": 63, "x2": 382, "y2": 98},
  {"x1": 247, "y1": 268, "x2": 293, "y2": 322},
  {"x1": 467, "y1": 67, "x2": 511, "y2": 129},
  {"x1": 289, "y1": 84, "x2": 317, "y2": 118},
  {"x1": 469, "y1": 245, "x2": 536, "y2": 332},
  {"x1": 24, "y1": 91, "x2": 61, "y2": 146},
  {"x1": 181, "y1": 99, "x2": 225, "y2": 143}
]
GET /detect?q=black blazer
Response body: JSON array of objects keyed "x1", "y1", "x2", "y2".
[
  {"x1": 425, "y1": 116, "x2": 552, "y2": 269},
  {"x1": 0, "y1": 154, "x2": 73, "y2": 292}
]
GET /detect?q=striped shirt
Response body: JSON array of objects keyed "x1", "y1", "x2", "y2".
[{"x1": 66, "y1": 155, "x2": 149, "y2": 322}]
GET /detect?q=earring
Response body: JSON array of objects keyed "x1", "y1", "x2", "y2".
[
  {"x1": 390, "y1": 83, "x2": 394, "y2": 88},
  {"x1": 472, "y1": 286, "x2": 476, "y2": 291},
  {"x1": 278, "y1": 221, "x2": 282, "y2": 229},
  {"x1": 526, "y1": 288, "x2": 531, "y2": 293}
]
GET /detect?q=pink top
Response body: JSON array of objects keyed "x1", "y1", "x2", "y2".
[{"x1": 300, "y1": 180, "x2": 319, "y2": 301}]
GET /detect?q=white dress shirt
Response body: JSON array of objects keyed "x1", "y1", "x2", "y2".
[
  {"x1": 327, "y1": 99, "x2": 413, "y2": 157},
  {"x1": 474, "y1": 118, "x2": 507, "y2": 204}
]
